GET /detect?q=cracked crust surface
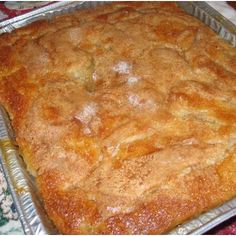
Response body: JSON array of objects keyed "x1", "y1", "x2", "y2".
[{"x1": 0, "y1": 2, "x2": 236, "y2": 234}]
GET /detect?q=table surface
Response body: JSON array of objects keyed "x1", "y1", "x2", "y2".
[
  {"x1": 0, "y1": 1, "x2": 235, "y2": 235},
  {"x1": 0, "y1": 165, "x2": 23, "y2": 234}
]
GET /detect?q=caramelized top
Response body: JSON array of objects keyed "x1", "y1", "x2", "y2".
[{"x1": 0, "y1": 2, "x2": 235, "y2": 234}]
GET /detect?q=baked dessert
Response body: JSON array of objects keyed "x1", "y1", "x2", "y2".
[{"x1": 0, "y1": 2, "x2": 235, "y2": 234}]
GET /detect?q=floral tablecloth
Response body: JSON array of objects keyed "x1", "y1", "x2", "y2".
[
  {"x1": 0, "y1": 166, "x2": 22, "y2": 234},
  {"x1": 0, "y1": 1, "x2": 235, "y2": 235}
]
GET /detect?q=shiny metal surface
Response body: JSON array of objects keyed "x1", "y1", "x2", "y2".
[
  {"x1": 0, "y1": 106, "x2": 57, "y2": 234},
  {"x1": 0, "y1": 2, "x2": 235, "y2": 234},
  {"x1": 178, "y1": 2, "x2": 236, "y2": 47}
]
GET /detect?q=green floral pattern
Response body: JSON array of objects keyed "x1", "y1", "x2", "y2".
[{"x1": 0, "y1": 166, "x2": 23, "y2": 234}]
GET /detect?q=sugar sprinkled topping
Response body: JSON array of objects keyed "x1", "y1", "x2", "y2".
[
  {"x1": 182, "y1": 137, "x2": 198, "y2": 145},
  {"x1": 75, "y1": 102, "x2": 98, "y2": 125},
  {"x1": 107, "y1": 144, "x2": 120, "y2": 157},
  {"x1": 74, "y1": 102, "x2": 99, "y2": 135},
  {"x1": 107, "y1": 206, "x2": 121, "y2": 213},
  {"x1": 128, "y1": 92, "x2": 157, "y2": 110},
  {"x1": 128, "y1": 94, "x2": 140, "y2": 107},
  {"x1": 92, "y1": 72, "x2": 97, "y2": 81},
  {"x1": 127, "y1": 76, "x2": 140, "y2": 85},
  {"x1": 113, "y1": 61, "x2": 132, "y2": 74}
]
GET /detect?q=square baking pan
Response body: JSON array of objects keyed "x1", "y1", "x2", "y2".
[{"x1": 0, "y1": 1, "x2": 235, "y2": 234}]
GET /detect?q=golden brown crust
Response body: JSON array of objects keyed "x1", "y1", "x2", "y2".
[{"x1": 0, "y1": 2, "x2": 236, "y2": 234}]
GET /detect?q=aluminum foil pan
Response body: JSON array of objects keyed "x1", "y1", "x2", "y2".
[
  {"x1": 0, "y1": 1, "x2": 108, "y2": 34},
  {"x1": 0, "y1": 106, "x2": 57, "y2": 235},
  {"x1": 177, "y1": 2, "x2": 236, "y2": 47},
  {"x1": 169, "y1": 198, "x2": 236, "y2": 235},
  {"x1": 0, "y1": 1, "x2": 235, "y2": 235}
]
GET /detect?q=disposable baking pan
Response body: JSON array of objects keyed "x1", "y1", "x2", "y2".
[
  {"x1": 0, "y1": 1, "x2": 235, "y2": 235},
  {"x1": 178, "y1": 1, "x2": 236, "y2": 47}
]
